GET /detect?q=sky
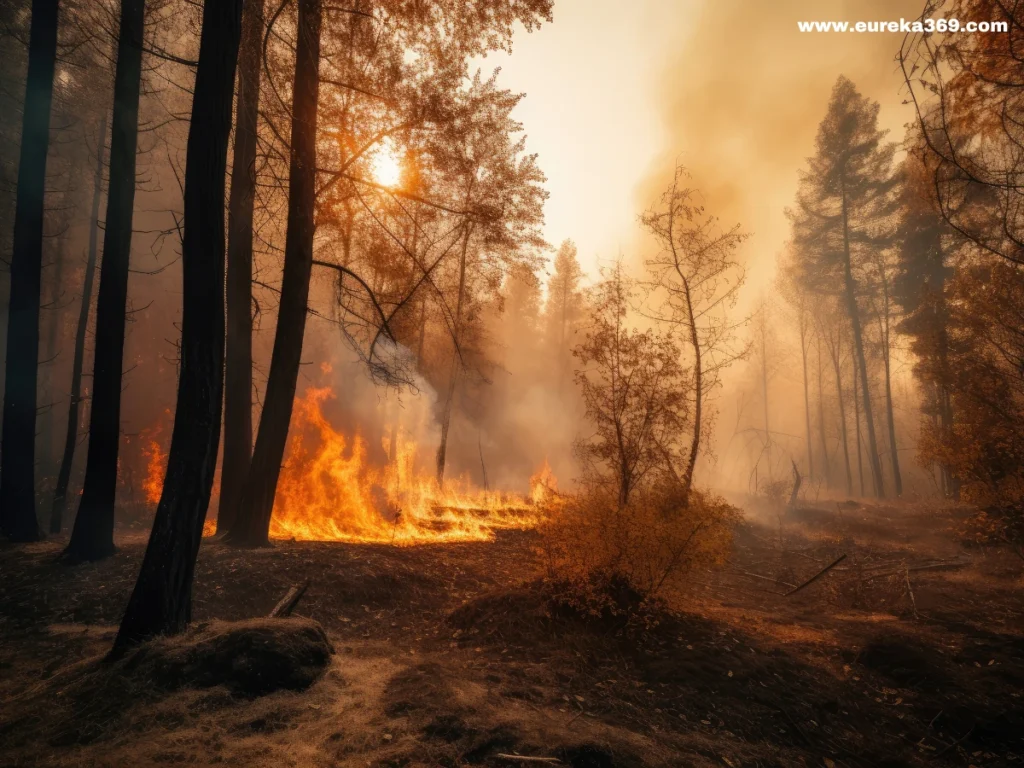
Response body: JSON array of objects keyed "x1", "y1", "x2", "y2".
[{"x1": 480, "y1": 0, "x2": 925, "y2": 296}]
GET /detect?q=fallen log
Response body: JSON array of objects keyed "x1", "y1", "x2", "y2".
[
  {"x1": 268, "y1": 580, "x2": 311, "y2": 618},
  {"x1": 785, "y1": 554, "x2": 847, "y2": 596}
]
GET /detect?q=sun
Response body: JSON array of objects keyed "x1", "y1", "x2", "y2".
[{"x1": 371, "y1": 140, "x2": 403, "y2": 188}]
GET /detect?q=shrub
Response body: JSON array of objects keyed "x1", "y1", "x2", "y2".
[{"x1": 537, "y1": 485, "x2": 738, "y2": 616}]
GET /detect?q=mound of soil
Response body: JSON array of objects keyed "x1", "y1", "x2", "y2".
[{"x1": 119, "y1": 617, "x2": 334, "y2": 697}]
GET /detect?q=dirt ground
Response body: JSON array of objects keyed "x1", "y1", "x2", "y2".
[{"x1": 1, "y1": 500, "x2": 1022, "y2": 767}]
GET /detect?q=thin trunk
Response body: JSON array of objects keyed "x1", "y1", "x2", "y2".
[
  {"x1": 800, "y1": 311, "x2": 813, "y2": 478},
  {"x1": 66, "y1": 0, "x2": 145, "y2": 561},
  {"x1": 828, "y1": 335, "x2": 853, "y2": 496},
  {"x1": 878, "y1": 271, "x2": 903, "y2": 496},
  {"x1": 41, "y1": 211, "x2": 69, "y2": 477},
  {"x1": 416, "y1": 294, "x2": 427, "y2": 364},
  {"x1": 435, "y1": 223, "x2": 472, "y2": 487},
  {"x1": 50, "y1": 112, "x2": 107, "y2": 534},
  {"x1": 840, "y1": 173, "x2": 884, "y2": 498},
  {"x1": 0, "y1": 0, "x2": 60, "y2": 542},
  {"x1": 679, "y1": 275, "x2": 701, "y2": 504},
  {"x1": 816, "y1": 336, "x2": 831, "y2": 487},
  {"x1": 113, "y1": 0, "x2": 243, "y2": 650},
  {"x1": 225, "y1": 0, "x2": 322, "y2": 548},
  {"x1": 219, "y1": 0, "x2": 265, "y2": 535},
  {"x1": 760, "y1": 317, "x2": 770, "y2": 482},
  {"x1": 852, "y1": 339, "x2": 865, "y2": 496}
]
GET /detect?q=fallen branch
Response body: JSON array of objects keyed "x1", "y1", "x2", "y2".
[
  {"x1": 495, "y1": 756, "x2": 563, "y2": 764},
  {"x1": 861, "y1": 560, "x2": 969, "y2": 583},
  {"x1": 785, "y1": 554, "x2": 847, "y2": 596},
  {"x1": 788, "y1": 459, "x2": 802, "y2": 508},
  {"x1": 268, "y1": 580, "x2": 311, "y2": 618},
  {"x1": 730, "y1": 568, "x2": 796, "y2": 590}
]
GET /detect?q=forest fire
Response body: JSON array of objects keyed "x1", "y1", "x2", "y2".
[
  {"x1": 268, "y1": 388, "x2": 552, "y2": 544},
  {"x1": 140, "y1": 418, "x2": 168, "y2": 506}
]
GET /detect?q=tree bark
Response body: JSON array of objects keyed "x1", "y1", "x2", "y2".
[
  {"x1": 678, "y1": 275, "x2": 701, "y2": 505},
  {"x1": 840, "y1": 174, "x2": 885, "y2": 498},
  {"x1": 112, "y1": 0, "x2": 243, "y2": 650},
  {"x1": 50, "y1": 112, "x2": 107, "y2": 534},
  {"x1": 66, "y1": 0, "x2": 145, "y2": 561},
  {"x1": 225, "y1": 0, "x2": 322, "y2": 548},
  {"x1": 219, "y1": 0, "x2": 265, "y2": 535},
  {"x1": 0, "y1": 0, "x2": 60, "y2": 543}
]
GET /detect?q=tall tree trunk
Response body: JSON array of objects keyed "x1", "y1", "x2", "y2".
[
  {"x1": 840, "y1": 175, "x2": 884, "y2": 498},
  {"x1": 219, "y1": 0, "x2": 265, "y2": 535},
  {"x1": 852, "y1": 338, "x2": 865, "y2": 496},
  {"x1": 66, "y1": 0, "x2": 145, "y2": 561},
  {"x1": 224, "y1": 0, "x2": 322, "y2": 548},
  {"x1": 799, "y1": 310, "x2": 814, "y2": 478},
  {"x1": 0, "y1": 0, "x2": 59, "y2": 543},
  {"x1": 50, "y1": 112, "x2": 107, "y2": 534},
  {"x1": 827, "y1": 336, "x2": 853, "y2": 496},
  {"x1": 760, "y1": 315, "x2": 770, "y2": 483},
  {"x1": 112, "y1": 0, "x2": 243, "y2": 650},
  {"x1": 435, "y1": 223, "x2": 472, "y2": 487},
  {"x1": 877, "y1": 271, "x2": 903, "y2": 496},
  {"x1": 816, "y1": 336, "x2": 831, "y2": 487},
  {"x1": 678, "y1": 275, "x2": 701, "y2": 505}
]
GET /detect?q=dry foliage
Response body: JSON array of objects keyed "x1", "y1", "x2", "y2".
[{"x1": 537, "y1": 486, "x2": 738, "y2": 615}]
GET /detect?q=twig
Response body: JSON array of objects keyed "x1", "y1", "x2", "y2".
[
  {"x1": 785, "y1": 554, "x2": 847, "y2": 596},
  {"x1": 495, "y1": 756, "x2": 563, "y2": 764},
  {"x1": 904, "y1": 565, "x2": 918, "y2": 619},
  {"x1": 730, "y1": 568, "x2": 796, "y2": 590}
]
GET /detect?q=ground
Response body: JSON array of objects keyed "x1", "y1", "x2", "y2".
[{"x1": 0, "y1": 500, "x2": 1022, "y2": 767}]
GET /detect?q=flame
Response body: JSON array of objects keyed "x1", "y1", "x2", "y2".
[
  {"x1": 141, "y1": 413, "x2": 170, "y2": 505},
  {"x1": 530, "y1": 458, "x2": 558, "y2": 505},
  {"x1": 270, "y1": 387, "x2": 552, "y2": 544}
]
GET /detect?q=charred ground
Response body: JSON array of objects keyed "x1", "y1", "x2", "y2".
[{"x1": 1, "y1": 503, "x2": 1021, "y2": 767}]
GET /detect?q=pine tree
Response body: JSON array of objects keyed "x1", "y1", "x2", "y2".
[{"x1": 788, "y1": 76, "x2": 898, "y2": 498}]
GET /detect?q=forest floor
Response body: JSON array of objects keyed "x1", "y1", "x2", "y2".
[{"x1": 1, "y1": 499, "x2": 1022, "y2": 768}]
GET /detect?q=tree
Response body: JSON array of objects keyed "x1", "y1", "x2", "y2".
[
  {"x1": 544, "y1": 238, "x2": 584, "y2": 386},
  {"x1": 113, "y1": 0, "x2": 243, "y2": 650},
  {"x1": 900, "y1": 0, "x2": 1024, "y2": 265},
  {"x1": 640, "y1": 163, "x2": 746, "y2": 504},
  {"x1": 895, "y1": 138, "x2": 960, "y2": 497},
  {"x1": 574, "y1": 262, "x2": 689, "y2": 508},
  {"x1": 0, "y1": 0, "x2": 60, "y2": 542},
  {"x1": 66, "y1": 0, "x2": 146, "y2": 561},
  {"x1": 777, "y1": 252, "x2": 815, "y2": 479},
  {"x1": 49, "y1": 111, "x2": 107, "y2": 534},
  {"x1": 224, "y1": 0, "x2": 323, "y2": 549},
  {"x1": 789, "y1": 76, "x2": 898, "y2": 498},
  {"x1": 219, "y1": 0, "x2": 265, "y2": 535},
  {"x1": 816, "y1": 302, "x2": 854, "y2": 496}
]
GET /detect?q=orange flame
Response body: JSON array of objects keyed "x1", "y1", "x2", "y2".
[
  {"x1": 141, "y1": 413, "x2": 170, "y2": 505},
  {"x1": 529, "y1": 458, "x2": 558, "y2": 505},
  {"x1": 270, "y1": 387, "x2": 552, "y2": 544}
]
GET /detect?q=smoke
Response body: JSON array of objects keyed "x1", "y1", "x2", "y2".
[{"x1": 637, "y1": 0, "x2": 927, "y2": 494}]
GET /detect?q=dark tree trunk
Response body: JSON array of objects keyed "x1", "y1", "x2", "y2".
[
  {"x1": 877, "y1": 271, "x2": 903, "y2": 496},
  {"x1": 840, "y1": 176, "x2": 884, "y2": 498},
  {"x1": 50, "y1": 112, "x2": 107, "y2": 534},
  {"x1": 0, "y1": 0, "x2": 59, "y2": 543},
  {"x1": 852, "y1": 339, "x2": 865, "y2": 496},
  {"x1": 799, "y1": 313, "x2": 813, "y2": 478},
  {"x1": 827, "y1": 337, "x2": 853, "y2": 496},
  {"x1": 816, "y1": 336, "x2": 831, "y2": 487},
  {"x1": 112, "y1": 0, "x2": 243, "y2": 650},
  {"x1": 225, "y1": 0, "x2": 322, "y2": 549},
  {"x1": 219, "y1": 0, "x2": 265, "y2": 535},
  {"x1": 66, "y1": 0, "x2": 145, "y2": 561}
]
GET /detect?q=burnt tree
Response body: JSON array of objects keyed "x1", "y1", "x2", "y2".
[
  {"x1": 0, "y1": 0, "x2": 60, "y2": 542},
  {"x1": 66, "y1": 0, "x2": 145, "y2": 561},
  {"x1": 113, "y1": 0, "x2": 243, "y2": 650}
]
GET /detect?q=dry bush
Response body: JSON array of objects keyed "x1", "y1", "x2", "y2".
[{"x1": 537, "y1": 486, "x2": 738, "y2": 617}]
